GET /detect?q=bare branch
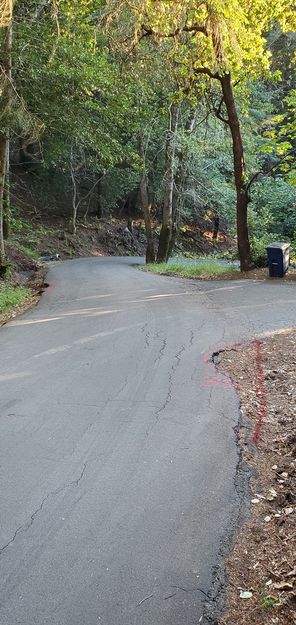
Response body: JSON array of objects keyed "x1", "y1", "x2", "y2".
[
  {"x1": 214, "y1": 95, "x2": 229, "y2": 125},
  {"x1": 193, "y1": 67, "x2": 220, "y2": 79},
  {"x1": 139, "y1": 22, "x2": 206, "y2": 42},
  {"x1": 48, "y1": 1, "x2": 61, "y2": 62}
]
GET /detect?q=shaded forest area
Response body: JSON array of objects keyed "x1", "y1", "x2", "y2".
[{"x1": 0, "y1": 1, "x2": 295, "y2": 276}]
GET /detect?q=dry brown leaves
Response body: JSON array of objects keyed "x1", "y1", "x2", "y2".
[{"x1": 218, "y1": 330, "x2": 296, "y2": 625}]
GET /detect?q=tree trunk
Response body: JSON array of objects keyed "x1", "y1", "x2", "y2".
[
  {"x1": 157, "y1": 103, "x2": 179, "y2": 262},
  {"x1": 2, "y1": 20, "x2": 12, "y2": 240},
  {"x1": 3, "y1": 141, "x2": 10, "y2": 239},
  {"x1": 212, "y1": 213, "x2": 219, "y2": 240},
  {"x1": 69, "y1": 150, "x2": 78, "y2": 234},
  {"x1": 220, "y1": 74, "x2": 252, "y2": 271},
  {"x1": 139, "y1": 146, "x2": 155, "y2": 263},
  {"x1": 97, "y1": 172, "x2": 103, "y2": 218},
  {"x1": 168, "y1": 108, "x2": 196, "y2": 258},
  {"x1": 0, "y1": 139, "x2": 7, "y2": 269}
]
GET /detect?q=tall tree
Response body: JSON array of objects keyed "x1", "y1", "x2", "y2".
[
  {"x1": 106, "y1": 0, "x2": 295, "y2": 270},
  {"x1": 2, "y1": 17, "x2": 12, "y2": 239},
  {"x1": 0, "y1": 13, "x2": 13, "y2": 267},
  {"x1": 157, "y1": 102, "x2": 179, "y2": 262},
  {"x1": 168, "y1": 107, "x2": 197, "y2": 258},
  {"x1": 139, "y1": 142, "x2": 155, "y2": 263}
]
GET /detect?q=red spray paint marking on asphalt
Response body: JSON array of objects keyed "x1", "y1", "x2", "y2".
[
  {"x1": 202, "y1": 338, "x2": 267, "y2": 445},
  {"x1": 202, "y1": 344, "x2": 242, "y2": 391}
]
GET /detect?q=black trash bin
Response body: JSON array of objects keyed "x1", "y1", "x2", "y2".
[{"x1": 266, "y1": 242, "x2": 290, "y2": 278}]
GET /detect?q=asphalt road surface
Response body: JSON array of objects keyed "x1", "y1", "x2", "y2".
[{"x1": 0, "y1": 257, "x2": 295, "y2": 625}]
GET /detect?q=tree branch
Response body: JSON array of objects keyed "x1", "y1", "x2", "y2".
[
  {"x1": 48, "y1": 1, "x2": 61, "y2": 62},
  {"x1": 140, "y1": 23, "x2": 206, "y2": 41},
  {"x1": 214, "y1": 94, "x2": 229, "y2": 125},
  {"x1": 246, "y1": 149, "x2": 296, "y2": 197},
  {"x1": 193, "y1": 67, "x2": 220, "y2": 79}
]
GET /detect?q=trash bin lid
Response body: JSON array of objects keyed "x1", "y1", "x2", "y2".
[{"x1": 266, "y1": 241, "x2": 291, "y2": 250}]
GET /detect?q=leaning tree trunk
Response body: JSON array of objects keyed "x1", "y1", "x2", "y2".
[
  {"x1": 168, "y1": 108, "x2": 196, "y2": 259},
  {"x1": 139, "y1": 145, "x2": 155, "y2": 263},
  {"x1": 0, "y1": 139, "x2": 7, "y2": 269},
  {"x1": 2, "y1": 19, "x2": 12, "y2": 241},
  {"x1": 220, "y1": 74, "x2": 252, "y2": 271},
  {"x1": 0, "y1": 19, "x2": 11, "y2": 266},
  {"x1": 3, "y1": 140, "x2": 10, "y2": 239},
  {"x1": 157, "y1": 103, "x2": 179, "y2": 263}
]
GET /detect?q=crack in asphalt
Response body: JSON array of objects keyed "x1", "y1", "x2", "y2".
[
  {"x1": 114, "y1": 375, "x2": 129, "y2": 399},
  {"x1": 171, "y1": 585, "x2": 210, "y2": 598},
  {"x1": 0, "y1": 463, "x2": 87, "y2": 557},
  {"x1": 157, "y1": 344, "x2": 186, "y2": 415},
  {"x1": 146, "y1": 343, "x2": 187, "y2": 437},
  {"x1": 144, "y1": 332, "x2": 150, "y2": 348},
  {"x1": 154, "y1": 338, "x2": 167, "y2": 366},
  {"x1": 174, "y1": 344, "x2": 186, "y2": 368}
]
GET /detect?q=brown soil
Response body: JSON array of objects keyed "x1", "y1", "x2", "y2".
[
  {"x1": 217, "y1": 331, "x2": 296, "y2": 625},
  {"x1": 5, "y1": 242, "x2": 38, "y2": 275},
  {"x1": 152, "y1": 266, "x2": 296, "y2": 282},
  {"x1": 10, "y1": 214, "x2": 233, "y2": 260},
  {"x1": 0, "y1": 245, "x2": 46, "y2": 326},
  {"x1": 234, "y1": 268, "x2": 296, "y2": 282},
  {"x1": 11, "y1": 216, "x2": 148, "y2": 259}
]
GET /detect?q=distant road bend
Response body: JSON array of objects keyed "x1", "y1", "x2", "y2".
[{"x1": 0, "y1": 257, "x2": 295, "y2": 625}]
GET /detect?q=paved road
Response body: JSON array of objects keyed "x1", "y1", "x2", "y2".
[{"x1": 0, "y1": 257, "x2": 295, "y2": 625}]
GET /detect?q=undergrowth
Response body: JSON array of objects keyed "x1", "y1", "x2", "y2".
[
  {"x1": 0, "y1": 283, "x2": 30, "y2": 314},
  {"x1": 15, "y1": 244, "x2": 39, "y2": 260},
  {"x1": 146, "y1": 257, "x2": 239, "y2": 278}
]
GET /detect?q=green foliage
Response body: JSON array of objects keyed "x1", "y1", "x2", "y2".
[
  {"x1": 107, "y1": 0, "x2": 296, "y2": 85},
  {"x1": 13, "y1": 1, "x2": 141, "y2": 171},
  {"x1": 179, "y1": 109, "x2": 236, "y2": 227},
  {"x1": 0, "y1": 283, "x2": 30, "y2": 314},
  {"x1": 249, "y1": 235, "x2": 270, "y2": 267},
  {"x1": 248, "y1": 176, "x2": 296, "y2": 265},
  {"x1": 1, "y1": 0, "x2": 295, "y2": 267},
  {"x1": 15, "y1": 244, "x2": 39, "y2": 260},
  {"x1": 100, "y1": 168, "x2": 140, "y2": 213},
  {"x1": 146, "y1": 257, "x2": 239, "y2": 277},
  {"x1": 251, "y1": 177, "x2": 296, "y2": 236},
  {"x1": 260, "y1": 588, "x2": 279, "y2": 610}
]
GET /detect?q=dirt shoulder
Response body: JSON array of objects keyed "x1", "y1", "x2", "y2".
[
  {"x1": 0, "y1": 245, "x2": 46, "y2": 326},
  {"x1": 216, "y1": 331, "x2": 295, "y2": 625}
]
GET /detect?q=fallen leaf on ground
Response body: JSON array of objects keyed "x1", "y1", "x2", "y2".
[{"x1": 273, "y1": 582, "x2": 294, "y2": 591}]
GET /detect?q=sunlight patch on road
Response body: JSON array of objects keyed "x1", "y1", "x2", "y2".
[
  {"x1": 0, "y1": 371, "x2": 30, "y2": 382},
  {"x1": 9, "y1": 309, "x2": 120, "y2": 327},
  {"x1": 224, "y1": 299, "x2": 296, "y2": 310},
  {"x1": 32, "y1": 324, "x2": 143, "y2": 358}
]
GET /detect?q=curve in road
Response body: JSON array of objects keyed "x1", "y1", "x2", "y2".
[{"x1": 0, "y1": 257, "x2": 295, "y2": 625}]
